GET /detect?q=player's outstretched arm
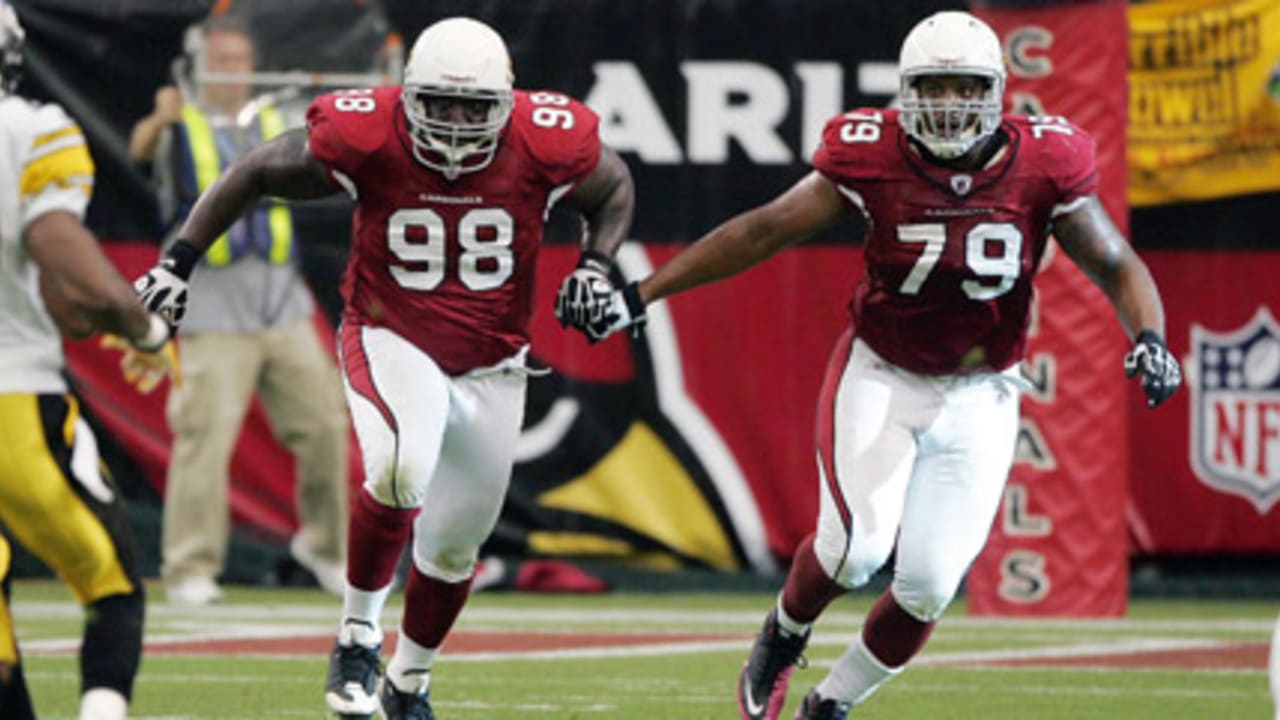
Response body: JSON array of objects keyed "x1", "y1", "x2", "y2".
[
  {"x1": 135, "y1": 128, "x2": 336, "y2": 333},
  {"x1": 1054, "y1": 195, "x2": 1181, "y2": 407},
  {"x1": 25, "y1": 210, "x2": 166, "y2": 349},
  {"x1": 561, "y1": 171, "x2": 848, "y2": 343},
  {"x1": 637, "y1": 170, "x2": 847, "y2": 305},
  {"x1": 175, "y1": 128, "x2": 335, "y2": 255}
]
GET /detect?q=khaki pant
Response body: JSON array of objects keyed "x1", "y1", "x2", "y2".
[{"x1": 162, "y1": 318, "x2": 348, "y2": 585}]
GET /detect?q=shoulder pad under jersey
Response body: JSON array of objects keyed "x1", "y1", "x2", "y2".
[
  {"x1": 811, "y1": 107, "x2": 901, "y2": 184},
  {"x1": 1010, "y1": 114, "x2": 1099, "y2": 203},
  {"x1": 306, "y1": 86, "x2": 402, "y2": 177},
  {"x1": 508, "y1": 89, "x2": 602, "y2": 187}
]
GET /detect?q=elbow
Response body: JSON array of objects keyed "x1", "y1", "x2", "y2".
[
  {"x1": 604, "y1": 169, "x2": 635, "y2": 222},
  {"x1": 586, "y1": 175, "x2": 635, "y2": 239}
]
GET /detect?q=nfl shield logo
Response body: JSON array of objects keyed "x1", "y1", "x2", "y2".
[
  {"x1": 950, "y1": 174, "x2": 973, "y2": 195},
  {"x1": 1189, "y1": 306, "x2": 1280, "y2": 513}
]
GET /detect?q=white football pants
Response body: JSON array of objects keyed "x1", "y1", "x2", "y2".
[
  {"x1": 814, "y1": 334, "x2": 1023, "y2": 622},
  {"x1": 341, "y1": 325, "x2": 528, "y2": 582}
]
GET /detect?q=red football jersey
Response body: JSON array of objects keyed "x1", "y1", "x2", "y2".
[
  {"x1": 307, "y1": 87, "x2": 601, "y2": 375},
  {"x1": 813, "y1": 109, "x2": 1098, "y2": 375}
]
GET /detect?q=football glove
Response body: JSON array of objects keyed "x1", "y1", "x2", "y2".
[
  {"x1": 134, "y1": 240, "x2": 199, "y2": 333},
  {"x1": 554, "y1": 250, "x2": 616, "y2": 331},
  {"x1": 555, "y1": 269, "x2": 611, "y2": 327},
  {"x1": 100, "y1": 334, "x2": 183, "y2": 395},
  {"x1": 583, "y1": 282, "x2": 647, "y2": 343},
  {"x1": 1124, "y1": 330, "x2": 1181, "y2": 408}
]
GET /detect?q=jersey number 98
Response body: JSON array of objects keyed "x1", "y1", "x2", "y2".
[
  {"x1": 530, "y1": 91, "x2": 574, "y2": 130},
  {"x1": 386, "y1": 208, "x2": 515, "y2": 292}
]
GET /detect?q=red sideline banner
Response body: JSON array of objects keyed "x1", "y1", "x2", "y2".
[
  {"x1": 967, "y1": 1, "x2": 1131, "y2": 616},
  {"x1": 1129, "y1": 252, "x2": 1280, "y2": 552}
]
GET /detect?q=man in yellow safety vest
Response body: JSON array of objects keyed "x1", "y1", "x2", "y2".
[{"x1": 128, "y1": 13, "x2": 348, "y2": 606}]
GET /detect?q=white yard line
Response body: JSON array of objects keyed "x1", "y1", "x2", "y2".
[
  {"x1": 891, "y1": 681, "x2": 1264, "y2": 700},
  {"x1": 21, "y1": 623, "x2": 339, "y2": 653},
  {"x1": 443, "y1": 638, "x2": 747, "y2": 662},
  {"x1": 916, "y1": 636, "x2": 1237, "y2": 666},
  {"x1": 13, "y1": 599, "x2": 1275, "y2": 632},
  {"x1": 16, "y1": 598, "x2": 1269, "y2": 674},
  {"x1": 25, "y1": 623, "x2": 1261, "y2": 671},
  {"x1": 949, "y1": 664, "x2": 1266, "y2": 676},
  {"x1": 22, "y1": 668, "x2": 1263, "y2": 707}
]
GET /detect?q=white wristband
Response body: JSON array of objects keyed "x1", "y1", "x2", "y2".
[{"x1": 130, "y1": 314, "x2": 170, "y2": 352}]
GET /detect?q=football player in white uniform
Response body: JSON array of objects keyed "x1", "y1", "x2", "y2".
[{"x1": 0, "y1": 3, "x2": 177, "y2": 718}]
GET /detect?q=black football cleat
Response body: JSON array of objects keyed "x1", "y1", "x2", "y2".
[
  {"x1": 794, "y1": 688, "x2": 851, "y2": 719},
  {"x1": 737, "y1": 607, "x2": 810, "y2": 720},
  {"x1": 325, "y1": 639, "x2": 382, "y2": 718},
  {"x1": 376, "y1": 676, "x2": 434, "y2": 720}
]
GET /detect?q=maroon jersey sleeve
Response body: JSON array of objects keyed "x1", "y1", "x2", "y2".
[
  {"x1": 811, "y1": 108, "x2": 899, "y2": 197},
  {"x1": 305, "y1": 87, "x2": 401, "y2": 182},
  {"x1": 1021, "y1": 115, "x2": 1099, "y2": 209},
  {"x1": 509, "y1": 90, "x2": 602, "y2": 188}
]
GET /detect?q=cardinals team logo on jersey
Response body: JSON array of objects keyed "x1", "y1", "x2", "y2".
[
  {"x1": 950, "y1": 174, "x2": 973, "y2": 196},
  {"x1": 1189, "y1": 305, "x2": 1280, "y2": 513}
]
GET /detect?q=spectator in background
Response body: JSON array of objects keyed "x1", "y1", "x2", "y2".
[
  {"x1": 0, "y1": 4, "x2": 177, "y2": 717},
  {"x1": 128, "y1": 14, "x2": 348, "y2": 606}
]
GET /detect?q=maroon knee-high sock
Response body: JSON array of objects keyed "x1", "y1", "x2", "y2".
[
  {"x1": 780, "y1": 533, "x2": 847, "y2": 624},
  {"x1": 346, "y1": 490, "x2": 417, "y2": 591},
  {"x1": 400, "y1": 565, "x2": 473, "y2": 649},
  {"x1": 861, "y1": 590, "x2": 935, "y2": 668}
]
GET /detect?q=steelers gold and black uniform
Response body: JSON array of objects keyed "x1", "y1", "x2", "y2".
[{"x1": 0, "y1": 94, "x2": 144, "y2": 716}]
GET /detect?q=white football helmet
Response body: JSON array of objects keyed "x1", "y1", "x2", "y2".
[
  {"x1": 898, "y1": 11, "x2": 1006, "y2": 160},
  {"x1": 402, "y1": 17, "x2": 514, "y2": 179},
  {"x1": 0, "y1": 2, "x2": 24, "y2": 95}
]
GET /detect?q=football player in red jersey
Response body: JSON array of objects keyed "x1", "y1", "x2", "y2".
[
  {"x1": 559, "y1": 11, "x2": 1181, "y2": 720},
  {"x1": 133, "y1": 16, "x2": 635, "y2": 720}
]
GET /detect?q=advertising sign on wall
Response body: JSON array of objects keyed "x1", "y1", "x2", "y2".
[{"x1": 1129, "y1": 0, "x2": 1280, "y2": 205}]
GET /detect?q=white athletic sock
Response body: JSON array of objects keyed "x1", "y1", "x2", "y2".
[
  {"x1": 340, "y1": 583, "x2": 393, "y2": 647},
  {"x1": 775, "y1": 595, "x2": 811, "y2": 637},
  {"x1": 817, "y1": 635, "x2": 902, "y2": 706},
  {"x1": 387, "y1": 632, "x2": 437, "y2": 694},
  {"x1": 79, "y1": 687, "x2": 127, "y2": 720}
]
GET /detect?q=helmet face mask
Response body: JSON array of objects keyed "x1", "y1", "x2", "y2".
[
  {"x1": 0, "y1": 3, "x2": 24, "y2": 95},
  {"x1": 900, "y1": 71, "x2": 1002, "y2": 160},
  {"x1": 402, "y1": 17, "x2": 514, "y2": 180},
  {"x1": 403, "y1": 84, "x2": 513, "y2": 180},
  {"x1": 897, "y1": 11, "x2": 1006, "y2": 160}
]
